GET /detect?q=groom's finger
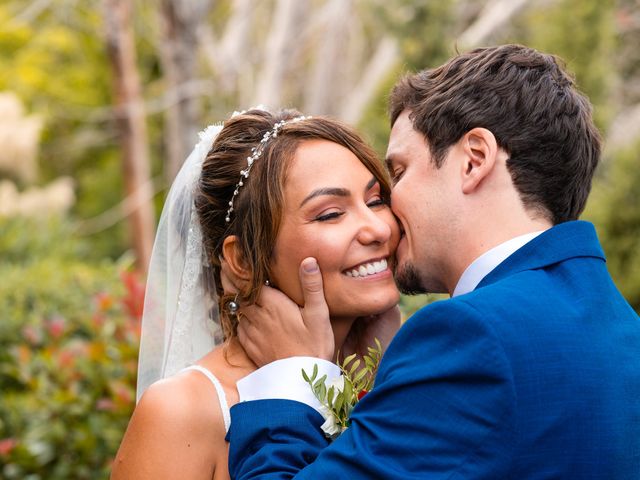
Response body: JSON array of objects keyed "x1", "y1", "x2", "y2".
[{"x1": 237, "y1": 319, "x2": 260, "y2": 365}]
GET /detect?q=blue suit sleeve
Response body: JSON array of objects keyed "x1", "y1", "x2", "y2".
[{"x1": 228, "y1": 301, "x2": 517, "y2": 479}]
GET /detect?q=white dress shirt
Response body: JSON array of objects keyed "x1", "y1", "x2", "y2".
[
  {"x1": 452, "y1": 231, "x2": 544, "y2": 297},
  {"x1": 237, "y1": 231, "x2": 545, "y2": 412}
]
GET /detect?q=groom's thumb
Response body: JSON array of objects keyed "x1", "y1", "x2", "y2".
[{"x1": 299, "y1": 257, "x2": 330, "y2": 328}]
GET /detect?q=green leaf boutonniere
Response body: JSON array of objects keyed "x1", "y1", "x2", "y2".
[{"x1": 302, "y1": 339, "x2": 383, "y2": 440}]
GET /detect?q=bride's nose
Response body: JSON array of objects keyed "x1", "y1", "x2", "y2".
[{"x1": 356, "y1": 208, "x2": 392, "y2": 245}]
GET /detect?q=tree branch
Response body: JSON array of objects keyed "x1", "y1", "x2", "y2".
[
  {"x1": 304, "y1": 0, "x2": 353, "y2": 115},
  {"x1": 13, "y1": 0, "x2": 52, "y2": 23},
  {"x1": 457, "y1": 0, "x2": 530, "y2": 48},
  {"x1": 339, "y1": 36, "x2": 399, "y2": 125},
  {"x1": 252, "y1": 0, "x2": 307, "y2": 106}
]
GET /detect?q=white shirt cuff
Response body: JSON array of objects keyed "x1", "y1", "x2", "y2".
[{"x1": 237, "y1": 357, "x2": 340, "y2": 414}]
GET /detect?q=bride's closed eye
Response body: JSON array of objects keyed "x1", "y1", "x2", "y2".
[
  {"x1": 315, "y1": 196, "x2": 385, "y2": 222},
  {"x1": 315, "y1": 210, "x2": 344, "y2": 222}
]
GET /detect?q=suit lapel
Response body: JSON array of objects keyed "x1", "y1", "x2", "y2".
[{"x1": 476, "y1": 221, "x2": 606, "y2": 291}]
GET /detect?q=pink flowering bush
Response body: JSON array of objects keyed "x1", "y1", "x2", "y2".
[{"x1": 0, "y1": 219, "x2": 144, "y2": 479}]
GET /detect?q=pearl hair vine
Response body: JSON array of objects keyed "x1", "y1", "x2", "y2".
[{"x1": 225, "y1": 115, "x2": 311, "y2": 223}]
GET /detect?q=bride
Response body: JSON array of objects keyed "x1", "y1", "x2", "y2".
[{"x1": 111, "y1": 108, "x2": 401, "y2": 479}]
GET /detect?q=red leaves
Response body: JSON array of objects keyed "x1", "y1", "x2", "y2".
[{"x1": 120, "y1": 270, "x2": 145, "y2": 320}]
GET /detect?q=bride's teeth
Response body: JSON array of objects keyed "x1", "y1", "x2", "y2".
[{"x1": 346, "y1": 259, "x2": 388, "y2": 278}]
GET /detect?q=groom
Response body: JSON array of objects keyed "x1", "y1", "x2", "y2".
[{"x1": 227, "y1": 45, "x2": 640, "y2": 478}]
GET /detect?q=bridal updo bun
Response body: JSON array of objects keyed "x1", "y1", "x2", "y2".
[{"x1": 195, "y1": 109, "x2": 390, "y2": 340}]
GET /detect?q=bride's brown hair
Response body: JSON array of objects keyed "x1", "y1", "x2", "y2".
[{"x1": 195, "y1": 109, "x2": 391, "y2": 340}]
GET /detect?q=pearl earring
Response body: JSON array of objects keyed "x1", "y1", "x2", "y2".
[{"x1": 227, "y1": 295, "x2": 239, "y2": 315}]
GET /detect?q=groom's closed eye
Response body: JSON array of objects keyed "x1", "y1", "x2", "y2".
[
  {"x1": 384, "y1": 157, "x2": 399, "y2": 182},
  {"x1": 385, "y1": 159, "x2": 403, "y2": 185}
]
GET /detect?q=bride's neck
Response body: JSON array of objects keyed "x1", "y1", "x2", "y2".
[
  {"x1": 223, "y1": 337, "x2": 258, "y2": 370},
  {"x1": 225, "y1": 316, "x2": 356, "y2": 367},
  {"x1": 330, "y1": 315, "x2": 357, "y2": 360}
]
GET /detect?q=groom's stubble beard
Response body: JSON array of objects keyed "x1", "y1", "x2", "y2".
[{"x1": 394, "y1": 261, "x2": 427, "y2": 295}]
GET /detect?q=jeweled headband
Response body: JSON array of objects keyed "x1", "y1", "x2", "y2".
[{"x1": 225, "y1": 115, "x2": 311, "y2": 223}]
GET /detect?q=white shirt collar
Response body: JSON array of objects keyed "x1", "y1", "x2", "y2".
[{"x1": 452, "y1": 231, "x2": 545, "y2": 297}]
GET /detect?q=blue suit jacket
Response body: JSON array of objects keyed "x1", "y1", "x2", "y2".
[{"x1": 228, "y1": 221, "x2": 640, "y2": 479}]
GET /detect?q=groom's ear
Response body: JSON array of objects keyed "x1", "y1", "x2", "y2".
[
  {"x1": 221, "y1": 235, "x2": 252, "y2": 283},
  {"x1": 459, "y1": 128, "x2": 499, "y2": 195}
]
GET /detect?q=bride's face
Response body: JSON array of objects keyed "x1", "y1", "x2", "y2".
[{"x1": 270, "y1": 139, "x2": 400, "y2": 320}]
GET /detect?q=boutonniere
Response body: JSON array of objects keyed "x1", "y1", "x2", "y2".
[{"x1": 302, "y1": 339, "x2": 383, "y2": 440}]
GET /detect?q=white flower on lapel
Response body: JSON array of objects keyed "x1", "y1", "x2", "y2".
[
  {"x1": 320, "y1": 406, "x2": 341, "y2": 439},
  {"x1": 319, "y1": 376, "x2": 345, "y2": 439}
]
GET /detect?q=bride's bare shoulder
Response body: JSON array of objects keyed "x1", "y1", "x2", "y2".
[
  {"x1": 111, "y1": 371, "x2": 227, "y2": 479},
  {"x1": 143, "y1": 371, "x2": 225, "y2": 432}
]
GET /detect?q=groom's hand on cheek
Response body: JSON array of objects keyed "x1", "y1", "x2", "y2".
[{"x1": 237, "y1": 257, "x2": 335, "y2": 367}]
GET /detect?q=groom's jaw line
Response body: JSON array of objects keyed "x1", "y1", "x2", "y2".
[{"x1": 343, "y1": 257, "x2": 389, "y2": 278}]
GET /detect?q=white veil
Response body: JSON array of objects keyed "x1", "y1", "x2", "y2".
[{"x1": 136, "y1": 124, "x2": 225, "y2": 402}]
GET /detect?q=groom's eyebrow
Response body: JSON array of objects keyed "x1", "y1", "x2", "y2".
[{"x1": 384, "y1": 156, "x2": 394, "y2": 173}]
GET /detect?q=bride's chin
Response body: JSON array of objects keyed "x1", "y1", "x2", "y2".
[{"x1": 365, "y1": 291, "x2": 401, "y2": 316}]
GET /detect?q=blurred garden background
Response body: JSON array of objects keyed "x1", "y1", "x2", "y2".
[{"x1": 1, "y1": 0, "x2": 639, "y2": 478}]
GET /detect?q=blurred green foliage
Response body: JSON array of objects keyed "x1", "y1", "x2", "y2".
[
  {"x1": 0, "y1": 2, "x2": 163, "y2": 260},
  {"x1": 584, "y1": 142, "x2": 640, "y2": 311},
  {"x1": 513, "y1": 0, "x2": 616, "y2": 128}
]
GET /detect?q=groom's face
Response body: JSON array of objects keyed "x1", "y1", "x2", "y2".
[{"x1": 386, "y1": 111, "x2": 462, "y2": 295}]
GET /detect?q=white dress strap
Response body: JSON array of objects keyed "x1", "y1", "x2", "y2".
[{"x1": 181, "y1": 365, "x2": 231, "y2": 433}]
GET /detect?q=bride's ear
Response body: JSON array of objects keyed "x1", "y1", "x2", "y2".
[{"x1": 221, "y1": 235, "x2": 252, "y2": 286}]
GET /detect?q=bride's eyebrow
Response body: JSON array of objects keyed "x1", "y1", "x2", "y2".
[
  {"x1": 299, "y1": 187, "x2": 349, "y2": 208},
  {"x1": 299, "y1": 176, "x2": 378, "y2": 208}
]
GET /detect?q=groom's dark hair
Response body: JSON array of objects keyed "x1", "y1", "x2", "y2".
[{"x1": 388, "y1": 44, "x2": 601, "y2": 224}]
